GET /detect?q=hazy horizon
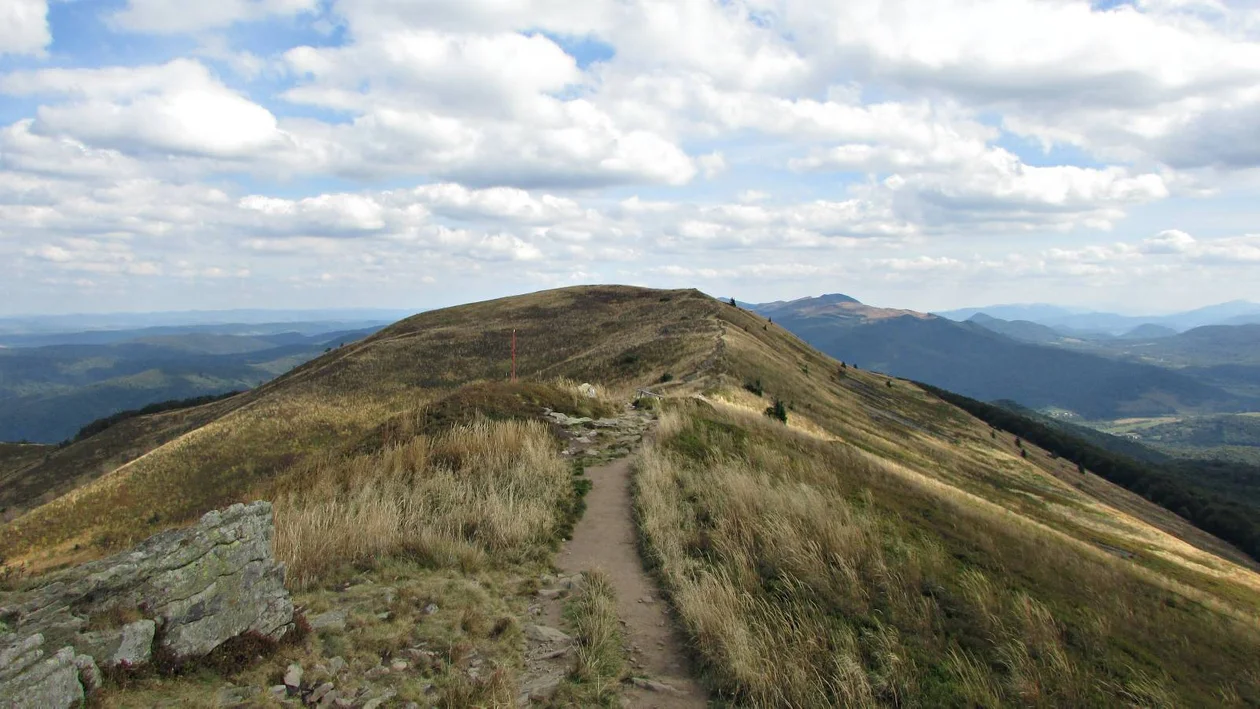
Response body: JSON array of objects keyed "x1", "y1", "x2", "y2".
[{"x1": 4, "y1": 288, "x2": 1257, "y2": 322}]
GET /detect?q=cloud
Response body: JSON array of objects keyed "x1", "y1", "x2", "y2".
[
  {"x1": 5, "y1": 0, "x2": 1260, "y2": 312},
  {"x1": 2, "y1": 60, "x2": 284, "y2": 159},
  {"x1": 0, "y1": 0, "x2": 49, "y2": 56},
  {"x1": 1141, "y1": 229, "x2": 1197, "y2": 254},
  {"x1": 698, "y1": 151, "x2": 727, "y2": 179}
]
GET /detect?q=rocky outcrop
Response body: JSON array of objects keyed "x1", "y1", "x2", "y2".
[{"x1": 0, "y1": 501, "x2": 294, "y2": 708}]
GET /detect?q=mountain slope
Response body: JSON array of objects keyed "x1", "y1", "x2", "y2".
[
  {"x1": 752, "y1": 294, "x2": 1253, "y2": 418},
  {"x1": 0, "y1": 329, "x2": 382, "y2": 443},
  {"x1": 966, "y1": 312, "x2": 1066, "y2": 344},
  {"x1": 4, "y1": 286, "x2": 1260, "y2": 706},
  {"x1": 0, "y1": 287, "x2": 721, "y2": 564}
]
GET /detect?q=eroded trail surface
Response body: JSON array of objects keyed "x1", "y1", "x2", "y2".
[{"x1": 558, "y1": 455, "x2": 708, "y2": 708}]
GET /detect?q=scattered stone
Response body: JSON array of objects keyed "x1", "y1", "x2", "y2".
[
  {"x1": 536, "y1": 588, "x2": 565, "y2": 600},
  {"x1": 630, "y1": 677, "x2": 680, "y2": 694},
  {"x1": 327, "y1": 656, "x2": 346, "y2": 676},
  {"x1": 390, "y1": 660, "x2": 409, "y2": 672},
  {"x1": 375, "y1": 612, "x2": 392, "y2": 621},
  {"x1": 215, "y1": 685, "x2": 254, "y2": 706},
  {"x1": 308, "y1": 681, "x2": 334, "y2": 704},
  {"x1": 361, "y1": 688, "x2": 397, "y2": 709},
  {"x1": 365, "y1": 665, "x2": 389, "y2": 680},
  {"x1": 308, "y1": 610, "x2": 347, "y2": 632},
  {"x1": 284, "y1": 663, "x2": 304, "y2": 689},
  {"x1": 578, "y1": 383, "x2": 598, "y2": 398},
  {"x1": 518, "y1": 672, "x2": 563, "y2": 705},
  {"x1": 269, "y1": 685, "x2": 289, "y2": 700},
  {"x1": 535, "y1": 647, "x2": 570, "y2": 660},
  {"x1": 421, "y1": 603, "x2": 439, "y2": 615},
  {"x1": 524, "y1": 624, "x2": 572, "y2": 644}
]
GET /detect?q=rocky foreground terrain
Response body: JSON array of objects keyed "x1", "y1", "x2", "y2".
[{"x1": 1, "y1": 502, "x2": 293, "y2": 708}]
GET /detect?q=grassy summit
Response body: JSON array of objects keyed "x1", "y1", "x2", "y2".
[
  {"x1": 3, "y1": 285, "x2": 1259, "y2": 706},
  {"x1": 0, "y1": 286, "x2": 718, "y2": 568}
]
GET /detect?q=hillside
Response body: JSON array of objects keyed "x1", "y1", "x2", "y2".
[
  {"x1": 3, "y1": 286, "x2": 1260, "y2": 706},
  {"x1": 966, "y1": 313, "x2": 1067, "y2": 344},
  {"x1": 0, "y1": 328, "x2": 381, "y2": 443},
  {"x1": 752, "y1": 294, "x2": 1253, "y2": 419},
  {"x1": 1096, "y1": 324, "x2": 1260, "y2": 368}
]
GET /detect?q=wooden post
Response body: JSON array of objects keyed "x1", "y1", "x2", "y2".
[{"x1": 511, "y1": 329, "x2": 517, "y2": 382}]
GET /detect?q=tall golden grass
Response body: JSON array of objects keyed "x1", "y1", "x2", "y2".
[
  {"x1": 635, "y1": 406, "x2": 1260, "y2": 707},
  {"x1": 273, "y1": 418, "x2": 569, "y2": 589}
]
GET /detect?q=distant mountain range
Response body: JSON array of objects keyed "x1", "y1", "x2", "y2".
[
  {"x1": 750, "y1": 294, "x2": 1260, "y2": 420},
  {"x1": 0, "y1": 308, "x2": 413, "y2": 336},
  {"x1": 0, "y1": 321, "x2": 388, "y2": 442},
  {"x1": 936, "y1": 299, "x2": 1260, "y2": 335}
]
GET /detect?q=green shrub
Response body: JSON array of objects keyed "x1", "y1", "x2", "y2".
[{"x1": 764, "y1": 399, "x2": 787, "y2": 424}]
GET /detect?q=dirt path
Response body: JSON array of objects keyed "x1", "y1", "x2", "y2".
[{"x1": 557, "y1": 456, "x2": 708, "y2": 708}]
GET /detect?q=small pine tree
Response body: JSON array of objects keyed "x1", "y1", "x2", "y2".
[
  {"x1": 1020, "y1": 449, "x2": 1028, "y2": 459},
  {"x1": 765, "y1": 399, "x2": 788, "y2": 423},
  {"x1": 886, "y1": 380, "x2": 893, "y2": 388},
  {"x1": 729, "y1": 297, "x2": 738, "y2": 307},
  {"x1": 1077, "y1": 463, "x2": 1086, "y2": 474}
]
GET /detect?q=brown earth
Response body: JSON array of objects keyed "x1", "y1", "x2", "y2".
[{"x1": 557, "y1": 455, "x2": 707, "y2": 708}]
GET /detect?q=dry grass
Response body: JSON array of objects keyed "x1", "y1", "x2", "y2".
[
  {"x1": 272, "y1": 418, "x2": 570, "y2": 589},
  {"x1": 552, "y1": 570, "x2": 628, "y2": 707},
  {"x1": 3, "y1": 286, "x2": 716, "y2": 571},
  {"x1": 94, "y1": 563, "x2": 531, "y2": 708},
  {"x1": 635, "y1": 404, "x2": 1260, "y2": 707}
]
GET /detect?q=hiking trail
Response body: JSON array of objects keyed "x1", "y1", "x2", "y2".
[{"x1": 518, "y1": 403, "x2": 707, "y2": 708}]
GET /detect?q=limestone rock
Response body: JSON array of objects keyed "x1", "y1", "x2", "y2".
[
  {"x1": 309, "y1": 681, "x2": 335, "y2": 704},
  {"x1": 285, "y1": 662, "x2": 304, "y2": 689},
  {"x1": 0, "y1": 641, "x2": 85, "y2": 709},
  {"x1": 524, "y1": 624, "x2": 571, "y2": 644},
  {"x1": 630, "y1": 677, "x2": 680, "y2": 694},
  {"x1": 0, "y1": 502, "x2": 295, "y2": 708},
  {"x1": 308, "y1": 610, "x2": 346, "y2": 632},
  {"x1": 77, "y1": 619, "x2": 156, "y2": 668}
]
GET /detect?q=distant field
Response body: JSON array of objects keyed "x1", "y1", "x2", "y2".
[{"x1": 1087, "y1": 413, "x2": 1260, "y2": 464}]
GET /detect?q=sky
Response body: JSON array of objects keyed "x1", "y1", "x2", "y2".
[{"x1": 2, "y1": 0, "x2": 1260, "y2": 316}]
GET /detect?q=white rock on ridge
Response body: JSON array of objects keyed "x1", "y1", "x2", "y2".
[{"x1": 0, "y1": 501, "x2": 295, "y2": 708}]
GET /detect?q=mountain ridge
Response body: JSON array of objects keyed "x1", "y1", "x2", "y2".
[{"x1": 5, "y1": 284, "x2": 1260, "y2": 706}]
